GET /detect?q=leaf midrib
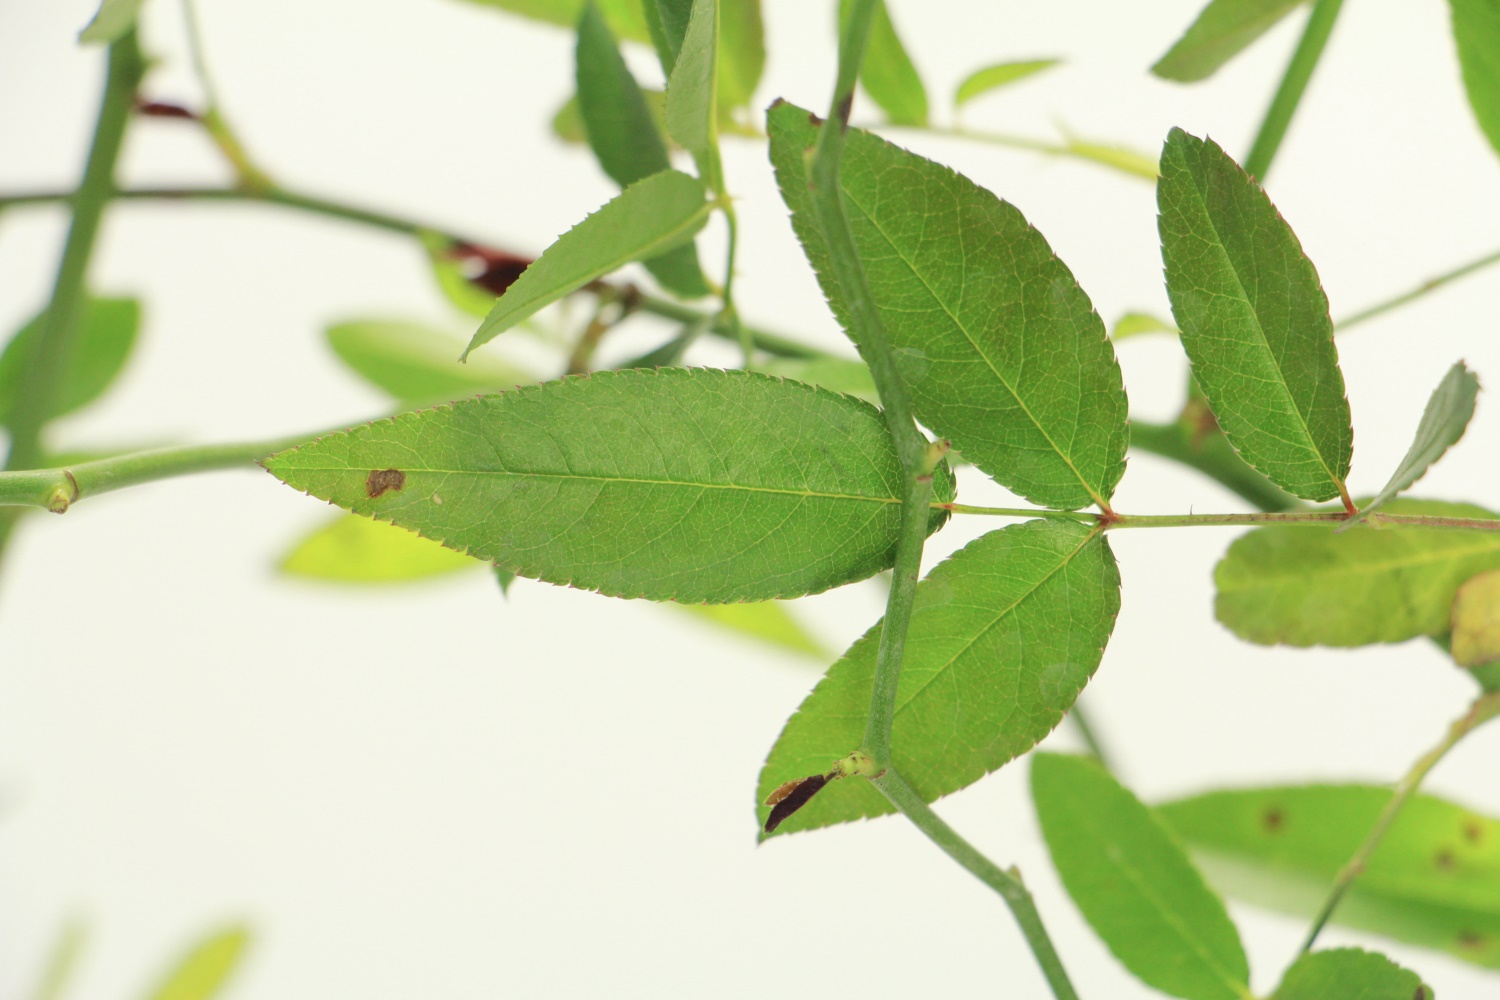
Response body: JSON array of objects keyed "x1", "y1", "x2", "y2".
[
  {"x1": 841, "y1": 183, "x2": 1107, "y2": 510},
  {"x1": 1175, "y1": 151, "x2": 1343, "y2": 494}
]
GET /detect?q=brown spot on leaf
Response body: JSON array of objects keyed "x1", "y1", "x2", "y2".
[
  {"x1": 1458, "y1": 929, "x2": 1485, "y2": 950},
  {"x1": 135, "y1": 99, "x2": 198, "y2": 120},
  {"x1": 365, "y1": 468, "x2": 406, "y2": 499},
  {"x1": 1464, "y1": 819, "x2": 1483, "y2": 844},
  {"x1": 808, "y1": 110, "x2": 824, "y2": 127},
  {"x1": 448, "y1": 241, "x2": 533, "y2": 297},
  {"x1": 1262, "y1": 806, "x2": 1285, "y2": 833},
  {"x1": 764, "y1": 773, "x2": 829, "y2": 833},
  {"x1": 1413, "y1": 988, "x2": 1427, "y2": 1000},
  {"x1": 1435, "y1": 849, "x2": 1456, "y2": 871}
]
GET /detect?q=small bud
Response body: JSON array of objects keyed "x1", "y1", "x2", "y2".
[{"x1": 47, "y1": 488, "x2": 71, "y2": 514}]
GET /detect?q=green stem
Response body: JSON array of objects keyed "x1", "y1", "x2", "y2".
[
  {"x1": 719, "y1": 202, "x2": 754, "y2": 365},
  {"x1": 902, "y1": 124, "x2": 1159, "y2": 182},
  {"x1": 1297, "y1": 690, "x2": 1500, "y2": 955},
  {"x1": 0, "y1": 437, "x2": 312, "y2": 511},
  {"x1": 1107, "y1": 510, "x2": 1500, "y2": 532},
  {"x1": 1068, "y1": 699, "x2": 1113, "y2": 771},
  {"x1": 871, "y1": 769, "x2": 1079, "y2": 1000},
  {"x1": 1242, "y1": 0, "x2": 1345, "y2": 182},
  {"x1": 181, "y1": 0, "x2": 272, "y2": 190},
  {"x1": 1336, "y1": 246, "x2": 1500, "y2": 331},
  {"x1": 0, "y1": 31, "x2": 146, "y2": 559},
  {"x1": 0, "y1": 186, "x2": 823, "y2": 361}
]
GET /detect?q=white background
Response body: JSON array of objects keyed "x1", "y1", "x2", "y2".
[{"x1": 3, "y1": 0, "x2": 1500, "y2": 997}]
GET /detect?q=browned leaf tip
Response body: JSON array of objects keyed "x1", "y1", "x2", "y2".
[
  {"x1": 365, "y1": 468, "x2": 406, "y2": 499},
  {"x1": 763, "y1": 773, "x2": 829, "y2": 834}
]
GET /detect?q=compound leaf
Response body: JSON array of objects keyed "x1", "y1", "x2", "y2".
[
  {"x1": 1450, "y1": 0, "x2": 1500, "y2": 159},
  {"x1": 0, "y1": 296, "x2": 140, "y2": 426},
  {"x1": 1033, "y1": 753, "x2": 1250, "y2": 1000},
  {"x1": 1215, "y1": 499, "x2": 1500, "y2": 647},
  {"x1": 1347, "y1": 361, "x2": 1480, "y2": 527},
  {"x1": 464, "y1": 169, "x2": 711, "y2": 357},
  {"x1": 1272, "y1": 949, "x2": 1432, "y2": 1000},
  {"x1": 1152, "y1": 0, "x2": 1307, "y2": 82},
  {"x1": 144, "y1": 926, "x2": 250, "y2": 1000},
  {"x1": 326, "y1": 319, "x2": 532, "y2": 405},
  {"x1": 838, "y1": 0, "x2": 927, "y2": 126},
  {"x1": 954, "y1": 58, "x2": 1060, "y2": 109},
  {"x1": 1159, "y1": 128, "x2": 1352, "y2": 503},
  {"x1": 265, "y1": 368, "x2": 955, "y2": 603},
  {"x1": 768, "y1": 101, "x2": 1128, "y2": 511},
  {"x1": 758, "y1": 520, "x2": 1119, "y2": 835},
  {"x1": 1160, "y1": 784, "x2": 1500, "y2": 970},
  {"x1": 280, "y1": 514, "x2": 482, "y2": 583}
]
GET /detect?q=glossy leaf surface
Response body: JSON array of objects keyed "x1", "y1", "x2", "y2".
[
  {"x1": 839, "y1": 0, "x2": 927, "y2": 126},
  {"x1": 266, "y1": 369, "x2": 954, "y2": 603},
  {"x1": 1033, "y1": 753, "x2": 1251, "y2": 1000},
  {"x1": 954, "y1": 58, "x2": 1060, "y2": 108},
  {"x1": 1152, "y1": 0, "x2": 1307, "y2": 82},
  {"x1": 1159, "y1": 128, "x2": 1352, "y2": 503},
  {"x1": 1273, "y1": 949, "x2": 1432, "y2": 1000},
  {"x1": 1216, "y1": 500, "x2": 1500, "y2": 647},
  {"x1": 0, "y1": 297, "x2": 139, "y2": 427},
  {"x1": 1452, "y1": 569, "x2": 1500, "y2": 668},
  {"x1": 326, "y1": 319, "x2": 532, "y2": 405},
  {"x1": 280, "y1": 514, "x2": 481, "y2": 583},
  {"x1": 464, "y1": 170, "x2": 711, "y2": 357},
  {"x1": 143, "y1": 926, "x2": 249, "y2": 1000},
  {"x1": 769, "y1": 101, "x2": 1128, "y2": 511},
  {"x1": 1451, "y1": 0, "x2": 1500, "y2": 158},
  {"x1": 1348, "y1": 362, "x2": 1480, "y2": 527},
  {"x1": 575, "y1": 1, "x2": 711, "y2": 298},
  {"x1": 1161, "y1": 784, "x2": 1500, "y2": 969},
  {"x1": 758, "y1": 520, "x2": 1119, "y2": 835}
]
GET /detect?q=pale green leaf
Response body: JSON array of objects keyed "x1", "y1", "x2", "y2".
[
  {"x1": 768, "y1": 101, "x2": 1129, "y2": 511},
  {"x1": 1160, "y1": 784, "x2": 1500, "y2": 970},
  {"x1": 716, "y1": 0, "x2": 764, "y2": 110},
  {"x1": 0, "y1": 297, "x2": 140, "y2": 426},
  {"x1": 670, "y1": 601, "x2": 826, "y2": 658},
  {"x1": 143, "y1": 926, "x2": 249, "y2": 1000},
  {"x1": 418, "y1": 230, "x2": 505, "y2": 319},
  {"x1": 838, "y1": 0, "x2": 927, "y2": 126},
  {"x1": 79, "y1": 0, "x2": 148, "y2": 44},
  {"x1": 1159, "y1": 128, "x2": 1352, "y2": 503},
  {"x1": 1033, "y1": 753, "x2": 1250, "y2": 1000},
  {"x1": 1152, "y1": 0, "x2": 1307, "y2": 82},
  {"x1": 32, "y1": 919, "x2": 87, "y2": 1000},
  {"x1": 1058, "y1": 134, "x2": 1161, "y2": 180},
  {"x1": 1273, "y1": 949, "x2": 1432, "y2": 1000},
  {"x1": 1112, "y1": 311, "x2": 1179, "y2": 340},
  {"x1": 1347, "y1": 362, "x2": 1481, "y2": 527},
  {"x1": 1452, "y1": 568, "x2": 1500, "y2": 668},
  {"x1": 755, "y1": 357, "x2": 877, "y2": 402},
  {"x1": 280, "y1": 514, "x2": 482, "y2": 583},
  {"x1": 1450, "y1": 0, "x2": 1500, "y2": 159},
  {"x1": 265, "y1": 368, "x2": 955, "y2": 603},
  {"x1": 575, "y1": 2, "x2": 712, "y2": 298},
  {"x1": 464, "y1": 170, "x2": 711, "y2": 357},
  {"x1": 454, "y1": 0, "x2": 650, "y2": 43},
  {"x1": 758, "y1": 520, "x2": 1119, "y2": 835},
  {"x1": 954, "y1": 58, "x2": 1060, "y2": 109},
  {"x1": 326, "y1": 319, "x2": 532, "y2": 405},
  {"x1": 1216, "y1": 499, "x2": 1500, "y2": 647},
  {"x1": 664, "y1": 0, "x2": 719, "y2": 174}
]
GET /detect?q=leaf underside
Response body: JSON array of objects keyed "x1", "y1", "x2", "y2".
[
  {"x1": 1158, "y1": 127, "x2": 1352, "y2": 503},
  {"x1": 768, "y1": 101, "x2": 1129, "y2": 511},
  {"x1": 265, "y1": 368, "x2": 955, "y2": 604},
  {"x1": 758, "y1": 519, "x2": 1119, "y2": 836}
]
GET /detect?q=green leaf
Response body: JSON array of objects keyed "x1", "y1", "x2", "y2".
[
  {"x1": 768, "y1": 101, "x2": 1129, "y2": 511},
  {"x1": 1346, "y1": 362, "x2": 1481, "y2": 527},
  {"x1": 280, "y1": 514, "x2": 482, "y2": 583},
  {"x1": 1272, "y1": 949, "x2": 1432, "y2": 1000},
  {"x1": 716, "y1": 0, "x2": 764, "y2": 110},
  {"x1": 1158, "y1": 128, "x2": 1353, "y2": 503},
  {"x1": 575, "y1": 2, "x2": 712, "y2": 299},
  {"x1": 1450, "y1": 0, "x2": 1500, "y2": 159},
  {"x1": 494, "y1": 564, "x2": 515, "y2": 596},
  {"x1": 1152, "y1": 0, "x2": 1308, "y2": 83},
  {"x1": 1216, "y1": 499, "x2": 1500, "y2": 647},
  {"x1": 1452, "y1": 568, "x2": 1500, "y2": 668},
  {"x1": 1112, "y1": 311, "x2": 1179, "y2": 340},
  {"x1": 418, "y1": 231, "x2": 504, "y2": 319},
  {"x1": 143, "y1": 926, "x2": 250, "y2": 1000},
  {"x1": 1032, "y1": 753, "x2": 1250, "y2": 1000},
  {"x1": 463, "y1": 170, "x2": 711, "y2": 358},
  {"x1": 79, "y1": 0, "x2": 148, "y2": 44},
  {"x1": 757, "y1": 520, "x2": 1119, "y2": 835},
  {"x1": 755, "y1": 356, "x2": 878, "y2": 402},
  {"x1": 954, "y1": 58, "x2": 1060, "y2": 109},
  {"x1": 455, "y1": 0, "x2": 650, "y2": 43},
  {"x1": 651, "y1": 0, "x2": 692, "y2": 70},
  {"x1": 669, "y1": 601, "x2": 826, "y2": 658},
  {"x1": 0, "y1": 296, "x2": 140, "y2": 427},
  {"x1": 326, "y1": 319, "x2": 533, "y2": 405},
  {"x1": 1159, "y1": 784, "x2": 1500, "y2": 970},
  {"x1": 664, "y1": 0, "x2": 720, "y2": 184},
  {"x1": 265, "y1": 368, "x2": 955, "y2": 603},
  {"x1": 838, "y1": 0, "x2": 928, "y2": 126}
]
